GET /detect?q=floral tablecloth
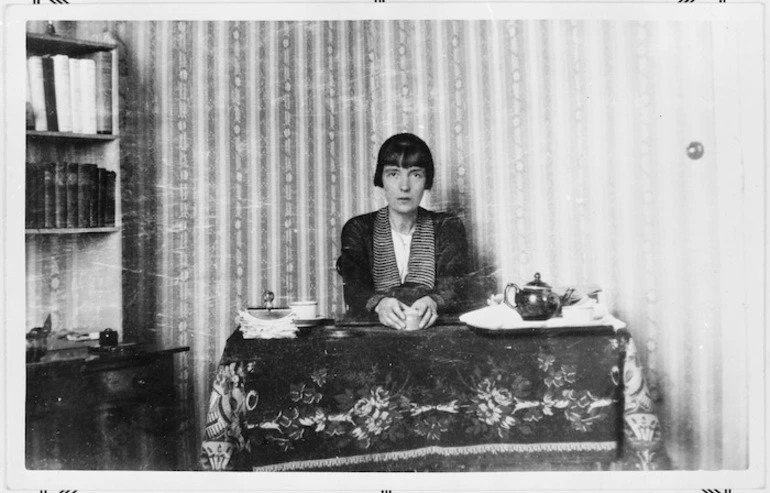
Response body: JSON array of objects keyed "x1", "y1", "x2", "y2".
[{"x1": 200, "y1": 324, "x2": 668, "y2": 471}]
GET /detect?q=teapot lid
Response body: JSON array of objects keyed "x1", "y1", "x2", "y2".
[{"x1": 526, "y1": 272, "x2": 551, "y2": 288}]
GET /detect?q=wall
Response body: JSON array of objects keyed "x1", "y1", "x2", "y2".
[{"x1": 56, "y1": 18, "x2": 759, "y2": 470}]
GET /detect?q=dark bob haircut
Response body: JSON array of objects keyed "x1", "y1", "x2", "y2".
[{"x1": 373, "y1": 133, "x2": 434, "y2": 190}]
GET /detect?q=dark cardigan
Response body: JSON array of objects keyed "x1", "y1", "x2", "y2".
[{"x1": 336, "y1": 209, "x2": 469, "y2": 318}]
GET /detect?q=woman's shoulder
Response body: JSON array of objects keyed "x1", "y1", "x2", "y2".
[
  {"x1": 422, "y1": 208, "x2": 464, "y2": 228},
  {"x1": 341, "y1": 211, "x2": 378, "y2": 234}
]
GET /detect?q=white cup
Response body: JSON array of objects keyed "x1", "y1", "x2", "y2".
[
  {"x1": 403, "y1": 308, "x2": 421, "y2": 331},
  {"x1": 290, "y1": 301, "x2": 318, "y2": 320}
]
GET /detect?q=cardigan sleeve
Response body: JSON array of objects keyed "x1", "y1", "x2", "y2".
[
  {"x1": 428, "y1": 214, "x2": 469, "y2": 312},
  {"x1": 336, "y1": 215, "x2": 384, "y2": 317}
]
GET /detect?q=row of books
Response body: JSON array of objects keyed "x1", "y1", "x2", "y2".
[
  {"x1": 26, "y1": 52, "x2": 113, "y2": 134},
  {"x1": 26, "y1": 162, "x2": 116, "y2": 229}
]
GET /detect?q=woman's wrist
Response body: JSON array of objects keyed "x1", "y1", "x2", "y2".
[
  {"x1": 365, "y1": 294, "x2": 387, "y2": 313},
  {"x1": 427, "y1": 293, "x2": 443, "y2": 308}
]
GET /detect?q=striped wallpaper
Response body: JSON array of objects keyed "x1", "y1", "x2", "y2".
[{"x1": 55, "y1": 19, "x2": 755, "y2": 470}]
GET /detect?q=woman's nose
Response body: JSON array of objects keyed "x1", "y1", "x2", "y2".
[{"x1": 399, "y1": 175, "x2": 410, "y2": 191}]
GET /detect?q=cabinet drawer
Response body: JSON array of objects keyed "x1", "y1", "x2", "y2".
[
  {"x1": 83, "y1": 356, "x2": 175, "y2": 409},
  {"x1": 28, "y1": 354, "x2": 176, "y2": 413}
]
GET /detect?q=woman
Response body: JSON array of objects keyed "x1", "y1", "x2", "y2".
[{"x1": 336, "y1": 133, "x2": 469, "y2": 330}]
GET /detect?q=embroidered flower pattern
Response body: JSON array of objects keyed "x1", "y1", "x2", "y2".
[
  {"x1": 289, "y1": 382, "x2": 323, "y2": 405},
  {"x1": 537, "y1": 351, "x2": 556, "y2": 372},
  {"x1": 414, "y1": 415, "x2": 451, "y2": 441},
  {"x1": 466, "y1": 378, "x2": 518, "y2": 439},
  {"x1": 349, "y1": 386, "x2": 400, "y2": 448},
  {"x1": 544, "y1": 364, "x2": 577, "y2": 389},
  {"x1": 246, "y1": 349, "x2": 616, "y2": 452},
  {"x1": 310, "y1": 367, "x2": 328, "y2": 387}
]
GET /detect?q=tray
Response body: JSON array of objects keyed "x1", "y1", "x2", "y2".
[{"x1": 465, "y1": 323, "x2": 615, "y2": 338}]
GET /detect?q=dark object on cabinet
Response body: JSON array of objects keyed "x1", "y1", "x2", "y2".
[{"x1": 26, "y1": 340, "x2": 190, "y2": 470}]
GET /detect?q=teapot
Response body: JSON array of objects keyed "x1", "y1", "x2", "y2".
[{"x1": 504, "y1": 273, "x2": 561, "y2": 321}]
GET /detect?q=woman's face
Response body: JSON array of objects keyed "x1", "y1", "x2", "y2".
[{"x1": 381, "y1": 165, "x2": 427, "y2": 216}]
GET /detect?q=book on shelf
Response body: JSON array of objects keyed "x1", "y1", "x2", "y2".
[
  {"x1": 77, "y1": 163, "x2": 92, "y2": 227},
  {"x1": 53, "y1": 161, "x2": 67, "y2": 228},
  {"x1": 52, "y1": 54, "x2": 72, "y2": 133},
  {"x1": 66, "y1": 162, "x2": 79, "y2": 228},
  {"x1": 27, "y1": 56, "x2": 47, "y2": 131},
  {"x1": 25, "y1": 161, "x2": 115, "y2": 230},
  {"x1": 25, "y1": 163, "x2": 36, "y2": 228},
  {"x1": 41, "y1": 56, "x2": 58, "y2": 132},
  {"x1": 25, "y1": 162, "x2": 32, "y2": 228},
  {"x1": 34, "y1": 163, "x2": 46, "y2": 228},
  {"x1": 96, "y1": 167, "x2": 106, "y2": 227},
  {"x1": 68, "y1": 58, "x2": 83, "y2": 134},
  {"x1": 26, "y1": 74, "x2": 35, "y2": 130},
  {"x1": 105, "y1": 170, "x2": 116, "y2": 227},
  {"x1": 86, "y1": 163, "x2": 99, "y2": 228},
  {"x1": 28, "y1": 52, "x2": 112, "y2": 136},
  {"x1": 42, "y1": 162, "x2": 55, "y2": 228},
  {"x1": 33, "y1": 163, "x2": 45, "y2": 228},
  {"x1": 80, "y1": 57, "x2": 98, "y2": 135},
  {"x1": 86, "y1": 51, "x2": 112, "y2": 134}
]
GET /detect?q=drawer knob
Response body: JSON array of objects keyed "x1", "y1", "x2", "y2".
[{"x1": 132, "y1": 376, "x2": 148, "y2": 389}]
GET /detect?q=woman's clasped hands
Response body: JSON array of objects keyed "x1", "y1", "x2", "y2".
[{"x1": 374, "y1": 296, "x2": 438, "y2": 330}]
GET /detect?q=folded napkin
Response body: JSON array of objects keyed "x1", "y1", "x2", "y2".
[
  {"x1": 459, "y1": 303, "x2": 535, "y2": 330},
  {"x1": 238, "y1": 309, "x2": 298, "y2": 339},
  {"x1": 459, "y1": 298, "x2": 626, "y2": 331}
]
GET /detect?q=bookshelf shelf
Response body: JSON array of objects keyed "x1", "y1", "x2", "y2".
[
  {"x1": 27, "y1": 130, "x2": 118, "y2": 141},
  {"x1": 26, "y1": 29, "x2": 122, "y2": 338},
  {"x1": 25, "y1": 227, "x2": 120, "y2": 235},
  {"x1": 27, "y1": 32, "x2": 115, "y2": 57}
]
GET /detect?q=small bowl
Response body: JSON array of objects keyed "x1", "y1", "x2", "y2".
[
  {"x1": 561, "y1": 305, "x2": 595, "y2": 324},
  {"x1": 290, "y1": 301, "x2": 318, "y2": 320}
]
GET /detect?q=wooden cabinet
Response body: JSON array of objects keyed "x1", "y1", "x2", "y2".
[
  {"x1": 26, "y1": 341, "x2": 190, "y2": 470},
  {"x1": 25, "y1": 32, "x2": 122, "y2": 337}
]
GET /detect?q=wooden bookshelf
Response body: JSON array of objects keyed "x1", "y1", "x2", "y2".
[
  {"x1": 27, "y1": 130, "x2": 118, "y2": 141},
  {"x1": 25, "y1": 227, "x2": 120, "y2": 235},
  {"x1": 25, "y1": 31, "x2": 122, "y2": 338},
  {"x1": 27, "y1": 32, "x2": 115, "y2": 57}
]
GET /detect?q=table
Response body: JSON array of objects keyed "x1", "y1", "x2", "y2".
[
  {"x1": 26, "y1": 339, "x2": 190, "y2": 470},
  {"x1": 200, "y1": 322, "x2": 668, "y2": 471}
]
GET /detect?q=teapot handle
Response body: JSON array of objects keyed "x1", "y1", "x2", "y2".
[{"x1": 503, "y1": 283, "x2": 519, "y2": 310}]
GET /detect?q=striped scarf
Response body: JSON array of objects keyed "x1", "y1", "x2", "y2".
[{"x1": 372, "y1": 207, "x2": 436, "y2": 292}]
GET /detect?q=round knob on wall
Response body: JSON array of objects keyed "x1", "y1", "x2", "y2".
[{"x1": 686, "y1": 141, "x2": 704, "y2": 160}]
